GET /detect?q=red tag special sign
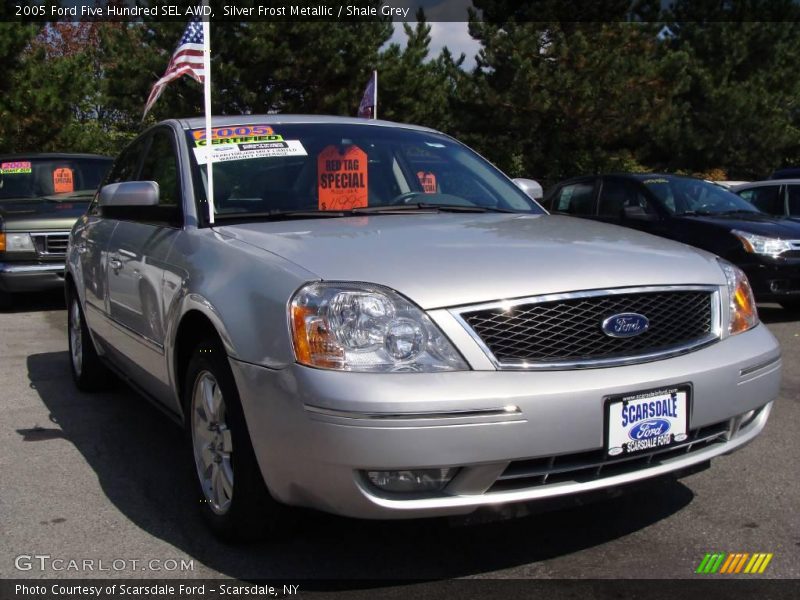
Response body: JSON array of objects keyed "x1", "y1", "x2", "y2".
[
  {"x1": 318, "y1": 145, "x2": 368, "y2": 210},
  {"x1": 417, "y1": 171, "x2": 437, "y2": 194},
  {"x1": 53, "y1": 167, "x2": 74, "y2": 193}
]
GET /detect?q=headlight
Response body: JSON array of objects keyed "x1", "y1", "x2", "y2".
[
  {"x1": 731, "y1": 229, "x2": 792, "y2": 257},
  {"x1": 2, "y1": 232, "x2": 35, "y2": 252},
  {"x1": 290, "y1": 282, "x2": 468, "y2": 372},
  {"x1": 718, "y1": 259, "x2": 758, "y2": 335}
]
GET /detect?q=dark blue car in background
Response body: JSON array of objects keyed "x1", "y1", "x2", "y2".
[{"x1": 544, "y1": 174, "x2": 800, "y2": 311}]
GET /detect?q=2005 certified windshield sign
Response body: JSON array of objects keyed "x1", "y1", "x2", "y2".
[{"x1": 191, "y1": 126, "x2": 307, "y2": 165}]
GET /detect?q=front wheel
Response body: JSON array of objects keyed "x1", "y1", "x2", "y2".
[
  {"x1": 185, "y1": 340, "x2": 284, "y2": 541},
  {"x1": 67, "y1": 291, "x2": 115, "y2": 391}
]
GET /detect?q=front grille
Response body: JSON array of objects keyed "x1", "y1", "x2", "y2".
[
  {"x1": 459, "y1": 288, "x2": 716, "y2": 368},
  {"x1": 487, "y1": 419, "x2": 732, "y2": 493},
  {"x1": 31, "y1": 232, "x2": 70, "y2": 256}
]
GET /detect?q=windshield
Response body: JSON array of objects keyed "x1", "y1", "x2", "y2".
[
  {"x1": 0, "y1": 157, "x2": 112, "y2": 201},
  {"x1": 640, "y1": 176, "x2": 761, "y2": 216},
  {"x1": 187, "y1": 123, "x2": 541, "y2": 218}
]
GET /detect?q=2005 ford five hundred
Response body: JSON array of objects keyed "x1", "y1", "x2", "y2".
[{"x1": 66, "y1": 116, "x2": 781, "y2": 540}]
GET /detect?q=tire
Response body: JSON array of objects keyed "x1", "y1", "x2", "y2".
[
  {"x1": 0, "y1": 290, "x2": 11, "y2": 310},
  {"x1": 67, "y1": 289, "x2": 116, "y2": 391},
  {"x1": 780, "y1": 300, "x2": 800, "y2": 313},
  {"x1": 184, "y1": 339, "x2": 283, "y2": 541}
]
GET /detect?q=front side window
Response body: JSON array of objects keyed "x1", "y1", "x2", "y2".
[
  {"x1": 555, "y1": 182, "x2": 595, "y2": 215},
  {"x1": 187, "y1": 123, "x2": 541, "y2": 219},
  {"x1": 140, "y1": 130, "x2": 180, "y2": 207},
  {"x1": 105, "y1": 140, "x2": 147, "y2": 186},
  {"x1": 598, "y1": 179, "x2": 654, "y2": 218}
]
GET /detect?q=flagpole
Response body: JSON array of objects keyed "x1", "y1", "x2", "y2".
[
  {"x1": 373, "y1": 70, "x2": 378, "y2": 120},
  {"x1": 202, "y1": 4, "x2": 215, "y2": 225}
]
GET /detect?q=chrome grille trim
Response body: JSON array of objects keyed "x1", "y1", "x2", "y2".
[
  {"x1": 30, "y1": 232, "x2": 70, "y2": 257},
  {"x1": 449, "y1": 285, "x2": 722, "y2": 370}
]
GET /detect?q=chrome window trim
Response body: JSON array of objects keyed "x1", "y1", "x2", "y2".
[{"x1": 448, "y1": 285, "x2": 722, "y2": 371}]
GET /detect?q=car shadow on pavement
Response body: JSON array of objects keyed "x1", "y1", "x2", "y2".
[
  {"x1": 758, "y1": 303, "x2": 800, "y2": 325},
  {"x1": 2, "y1": 289, "x2": 65, "y2": 313},
  {"x1": 26, "y1": 351, "x2": 696, "y2": 583}
]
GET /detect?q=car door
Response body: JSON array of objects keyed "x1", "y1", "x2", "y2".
[
  {"x1": 104, "y1": 127, "x2": 182, "y2": 403},
  {"x1": 72, "y1": 140, "x2": 146, "y2": 343}
]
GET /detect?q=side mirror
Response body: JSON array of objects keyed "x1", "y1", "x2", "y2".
[
  {"x1": 623, "y1": 205, "x2": 658, "y2": 221},
  {"x1": 513, "y1": 178, "x2": 544, "y2": 201},
  {"x1": 99, "y1": 181, "x2": 159, "y2": 207}
]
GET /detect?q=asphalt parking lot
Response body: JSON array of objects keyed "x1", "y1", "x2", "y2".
[{"x1": 1, "y1": 290, "x2": 798, "y2": 582}]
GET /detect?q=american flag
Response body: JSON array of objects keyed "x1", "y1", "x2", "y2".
[
  {"x1": 143, "y1": 19, "x2": 205, "y2": 118},
  {"x1": 357, "y1": 70, "x2": 377, "y2": 119}
]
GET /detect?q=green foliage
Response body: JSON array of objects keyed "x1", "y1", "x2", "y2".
[{"x1": 2, "y1": 0, "x2": 799, "y2": 187}]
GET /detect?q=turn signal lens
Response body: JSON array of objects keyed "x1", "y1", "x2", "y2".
[
  {"x1": 718, "y1": 259, "x2": 759, "y2": 335},
  {"x1": 0, "y1": 233, "x2": 5, "y2": 252},
  {"x1": 290, "y1": 304, "x2": 344, "y2": 369}
]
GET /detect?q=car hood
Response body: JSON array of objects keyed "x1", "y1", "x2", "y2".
[
  {"x1": 682, "y1": 212, "x2": 800, "y2": 238},
  {"x1": 218, "y1": 214, "x2": 726, "y2": 309},
  {"x1": 0, "y1": 197, "x2": 90, "y2": 231}
]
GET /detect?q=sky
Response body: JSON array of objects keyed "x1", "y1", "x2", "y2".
[{"x1": 389, "y1": 21, "x2": 481, "y2": 69}]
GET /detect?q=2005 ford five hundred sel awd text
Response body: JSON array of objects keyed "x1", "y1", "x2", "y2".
[{"x1": 66, "y1": 116, "x2": 781, "y2": 540}]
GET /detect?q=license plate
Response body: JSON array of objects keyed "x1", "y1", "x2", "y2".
[{"x1": 606, "y1": 385, "x2": 690, "y2": 457}]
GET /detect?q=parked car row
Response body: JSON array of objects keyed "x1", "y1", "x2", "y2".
[
  {"x1": 0, "y1": 154, "x2": 113, "y2": 308},
  {"x1": 542, "y1": 174, "x2": 800, "y2": 311},
  {"x1": 59, "y1": 116, "x2": 781, "y2": 541}
]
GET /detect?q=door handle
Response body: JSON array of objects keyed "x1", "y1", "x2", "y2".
[{"x1": 109, "y1": 259, "x2": 123, "y2": 273}]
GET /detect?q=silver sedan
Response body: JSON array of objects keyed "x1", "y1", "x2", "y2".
[{"x1": 66, "y1": 116, "x2": 781, "y2": 540}]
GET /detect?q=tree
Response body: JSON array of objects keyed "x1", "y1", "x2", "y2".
[
  {"x1": 376, "y1": 10, "x2": 466, "y2": 131},
  {"x1": 0, "y1": 4, "x2": 41, "y2": 150},
  {"x1": 653, "y1": 0, "x2": 800, "y2": 178},
  {"x1": 463, "y1": 2, "x2": 682, "y2": 183}
]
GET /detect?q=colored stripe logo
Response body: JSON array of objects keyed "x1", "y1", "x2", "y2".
[{"x1": 696, "y1": 552, "x2": 773, "y2": 574}]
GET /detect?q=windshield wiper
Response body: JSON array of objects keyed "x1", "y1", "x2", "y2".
[
  {"x1": 350, "y1": 203, "x2": 519, "y2": 215},
  {"x1": 38, "y1": 191, "x2": 96, "y2": 202},
  {"x1": 718, "y1": 209, "x2": 761, "y2": 216},
  {"x1": 676, "y1": 210, "x2": 714, "y2": 216},
  {"x1": 212, "y1": 204, "x2": 522, "y2": 222},
  {"x1": 213, "y1": 209, "x2": 347, "y2": 222}
]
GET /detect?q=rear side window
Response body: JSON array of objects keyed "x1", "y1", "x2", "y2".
[
  {"x1": 742, "y1": 185, "x2": 783, "y2": 215},
  {"x1": 555, "y1": 182, "x2": 595, "y2": 215}
]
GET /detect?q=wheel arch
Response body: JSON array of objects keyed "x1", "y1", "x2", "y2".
[{"x1": 172, "y1": 308, "x2": 229, "y2": 416}]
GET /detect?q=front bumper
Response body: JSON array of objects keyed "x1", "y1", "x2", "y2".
[
  {"x1": 0, "y1": 261, "x2": 65, "y2": 293},
  {"x1": 230, "y1": 324, "x2": 781, "y2": 519},
  {"x1": 740, "y1": 256, "x2": 800, "y2": 301}
]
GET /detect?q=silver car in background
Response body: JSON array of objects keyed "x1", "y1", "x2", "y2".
[{"x1": 66, "y1": 116, "x2": 781, "y2": 540}]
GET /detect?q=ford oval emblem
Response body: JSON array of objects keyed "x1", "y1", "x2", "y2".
[
  {"x1": 628, "y1": 418, "x2": 672, "y2": 441},
  {"x1": 601, "y1": 312, "x2": 650, "y2": 338}
]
